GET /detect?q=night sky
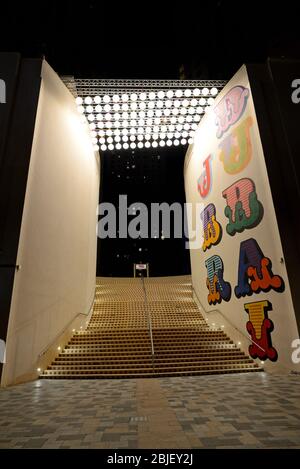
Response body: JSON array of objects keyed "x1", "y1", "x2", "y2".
[{"x1": 1, "y1": 1, "x2": 299, "y2": 277}]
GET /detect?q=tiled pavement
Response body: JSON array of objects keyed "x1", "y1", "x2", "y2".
[{"x1": 0, "y1": 373, "x2": 300, "y2": 448}]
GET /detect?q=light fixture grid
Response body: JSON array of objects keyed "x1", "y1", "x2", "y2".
[{"x1": 65, "y1": 78, "x2": 227, "y2": 151}]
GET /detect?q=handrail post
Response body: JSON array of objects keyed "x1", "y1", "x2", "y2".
[{"x1": 140, "y1": 275, "x2": 155, "y2": 372}]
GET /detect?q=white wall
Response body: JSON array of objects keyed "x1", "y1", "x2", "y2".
[
  {"x1": 1, "y1": 61, "x2": 100, "y2": 386},
  {"x1": 184, "y1": 65, "x2": 300, "y2": 373}
]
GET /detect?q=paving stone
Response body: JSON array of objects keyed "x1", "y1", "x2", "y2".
[{"x1": 0, "y1": 373, "x2": 300, "y2": 448}]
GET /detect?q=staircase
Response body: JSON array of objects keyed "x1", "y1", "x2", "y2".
[{"x1": 40, "y1": 276, "x2": 262, "y2": 379}]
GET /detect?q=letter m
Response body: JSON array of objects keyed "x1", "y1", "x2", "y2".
[{"x1": 0, "y1": 79, "x2": 6, "y2": 104}]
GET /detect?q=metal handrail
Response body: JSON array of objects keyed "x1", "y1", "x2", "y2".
[
  {"x1": 191, "y1": 285, "x2": 267, "y2": 353},
  {"x1": 140, "y1": 275, "x2": 155, "y2": 370},
  {"x1": 38, "y1": 290, "x2": 96, "y2": 358}
]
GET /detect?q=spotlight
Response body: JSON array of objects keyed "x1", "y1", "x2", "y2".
[
  {"x1": 157, "y1": 90, "x2": 165, "y2": 99},
  {"x1": 193, "y1": 88, "x2": 201, "y2": 96},
  {"x1": 139, "y1": 92, "x2": 147, "y2": 101},
  {"x1": 113, "y1": 103, "x2": 120, "y2": 111},
  {"x1": 75, "y1": 97, "x2": 83, "y2": 105},
  {"x1": 145, "y1": 141, "x2": 151, "y2": 148},
  {"x1": 116, "y1": 143, "x2": 122, "y2": 150},
  {"x1": 121, "y1": 94, "x2": 129, "y2": 102},
  {"x1": 166, "y1": 140, "x2": 172, "y2": 146},
  {"x1": 130, "y1": 142, "x2": 136, "y2": 149},
  {"x1": 84, "y1": 96, "x2": 92, "y2": 104},
  {"x1": 202, "y1": 88, "x2": 209, "y2": 96},
  {"x1": 174, "y1": 139, "x2": 179, "y2": 146},
  {"x1": 108, "y1": 144, "x2": 114, "y2": 150},
  {"x1": 94, "y1": 96, "x2": 101, "y2": 104},
  {"x1": 137, "y1": 142, "x2": 144, "y2": 148},
  {"x1": 152, "y1": 141, "x2": 158, "y2": 148},
  {"x1": 122, "y1": 103, "x2": 129, "y2": 111},
  {"x1": 159, "y1": 140, "x2": 165, "y2": 147},
  {"x1": 103, "y1": 95, "x2": 110, "y2": 103},
  {"x1": 123, "y1": 142, "x2": 129, "y2": 149},
  {"x1": 130, "y1": 93, "x2": 138, "y2": 101},
  {"x1": 77, "y1": 105, "x2": 85, "y2": 114},
  {"x1": 112, "y1": 95, "x2": 120, "y2": 103},
  {"x1": 95, "y1": 105, "x2": 102, "y2": 113},
  {"x1": 199, "y1": 98, "x2": 206, "y2": 106},
  {"x1": 148, "y1": 92, "x2": 156, "y2": 100},
  {"x1": 175, "y1": 90, "x2": 183, "y2": 97},
  {"x1": 210, "y1": 87, "x2": 218, "y2": 96},
  {"x1": 166, "y1": 90, "x2": 174, "y2": 98},
  {"x1": 181, "y1": 138, "x2": 187, "y2": 145}
]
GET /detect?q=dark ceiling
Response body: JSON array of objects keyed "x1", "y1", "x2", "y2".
[
  {"x1": 1, "y1": 0, "x2": 299, "y2": 277},
  {"x1": 1, "y1": 1, "x2": 299, "y2": 80}
]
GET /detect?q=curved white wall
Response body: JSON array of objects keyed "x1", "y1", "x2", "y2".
[{"x1": 1, "y1": 61, "x2": 100, "y2": 386}]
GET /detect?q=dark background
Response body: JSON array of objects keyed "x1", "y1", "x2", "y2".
[{"x1": 1, "y1": 0, "x2": 299, "y2": 277}]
